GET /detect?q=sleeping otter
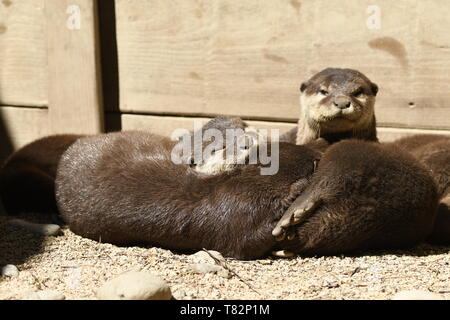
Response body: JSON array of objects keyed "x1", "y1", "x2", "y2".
[
  {"x1": 0, "y1": 117, "x2": 247, "y2": 216},
  {"x1": 0, "y1": 134, "x2": 83, "y2": 216},
  {"x1": 55, "y1": 131, "x2": 321, "y2": 259},
  {"x1": 280, "y1": 68, "x2": 379, "y2": 145},
  {"x1": 56, "y1": 130, "x2": 439, "y2": 259},
  {"x1": 391, "y1": 134, "x2": 450, "y2": 244},
  {"x1": 272, "y1": 139, "x2": 439, "y2": 255}
]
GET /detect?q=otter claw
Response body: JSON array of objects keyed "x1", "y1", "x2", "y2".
[
  {"x1": 274, "y1": 233, "x2": 286, "y2": 241},
  {"x1": 287, "y1": 231, "x2": 296, "y2": 240},
  {"x1": 272, "y1": 195, "x2": 322, "y2": 240},
  {"x1": 272, "y1": 226, "x2": 285, "y2": 240}
]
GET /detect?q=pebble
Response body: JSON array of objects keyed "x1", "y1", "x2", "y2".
[
  {"x1": 190, "y1": 263, "x2": 231, "y2": 279},
  {"x1": 23, "y1": 290, "x2": 65, "y2": 300},
  {"x1": 189, "y1": 251, "x2": 231, "y2": 278},
  {"x1": 189, "y1": 250, "x2": 225, "y2": 265},
  {"x1": 392, "y1": 289, "x2": 445, "y2": 300},
  {"x1": 172, "y1": 289, "x2": 186, "y2": 300},
  {"x1": 97, "y1": 271, "x2": 172, "y2": 300},
  {"x1": 1, "y1": 264, "x2": 19, "y2": 277},
  {"x1": 8, "y1": 219, "x2": 62, "y2": 236}
]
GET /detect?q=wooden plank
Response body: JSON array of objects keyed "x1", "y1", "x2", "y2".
[
  {"x1": 114, "y1": 0, "x2": 450, "y2": 129},
  {"x1": 0, "y1": 0, "x2": 48, "y2": 107},
  {"x1": 45, "y1": 0, "x2": 104, "y2": 134},
  {"x1": 377, "y1": 127, "x2": 450, "y2": 142},
  {"x1": 106, "y1": 113, "x2": 296, "y2": 138},
  {"x1": 0, "y1": 106, "x2": 49, "y2": 162},
  {"x1": 300, "y1": 0, "x2": 450, "y2": 130},
  {"x1": 106, "y1": 113, "x2": 450, "y2": 143},
  {"x1": 114, "y1": 0, "x2": 209, "y2": 116}
]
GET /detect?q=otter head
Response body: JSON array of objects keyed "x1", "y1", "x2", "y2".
[
  {"x1": 297, "y1": 68, "x2": 378, "y2": 144},
  {"x1": 194, "y1": 127, "x2": 263, "y2": 175},
  {"x1": 178, "y1": 116, "x2": 260, "y2": 175}
]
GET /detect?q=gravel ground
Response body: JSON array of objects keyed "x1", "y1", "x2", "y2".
[{"x1": 1, "y1": 212, "x2": 450, "y2": 300}]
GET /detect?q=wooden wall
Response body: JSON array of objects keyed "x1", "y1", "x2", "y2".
[
  {"x1": 111, "y1": 0, "x2": 450, "y2": 127},
  {"x1": 0, "y1": 0, "x2": 103, "y2": 161},
  {"x1": 1, "y1": 0, "x2": 450, "y2": 162}
]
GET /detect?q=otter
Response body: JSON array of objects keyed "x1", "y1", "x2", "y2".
[
  {"x1": 272, "y1": 139, "x2": 439, "y2": 256},
  {"x1": 391, "y1": 134, "x2": 450, "y2": 244},
  {"x1": 0, "y1": 117, "x2": 247, "y2": 216},
  {"x1": 0, "y1": 134, "x2": 84, "y2": 216},
  {"x1": 280, "y1": 68, "x2": 379, "y2": 145},
  {"x1": 180, "y1": 116, "x2": 251, "y2": 168},
  {"x1": 56, "y1": 130, "x2": 439, "y2": 259},
  {"x1": 55, "y1": 131, "x2": 321, "y2": 259}
]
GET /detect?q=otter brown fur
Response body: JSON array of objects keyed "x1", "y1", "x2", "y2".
[
  {"x1": 392, "y1": 134, "x2": 450, "y2": 244},
  {"x1": 183, "y1": 116, "x2": 249, "y2": 166},
  {"x1": 56, "y1": 131, "x2": 439, "y2": 259},
  {"x1": 280, "y1": 68, "x2": 379, "y2": 145},
  {"x1": 0, "y1": 117, "x2": 248, "y2": 217},
  {"x1": 55, "y1": 131, "x2": 320, "y2": 259},
  {"x1": 0, "y1": 134, "x2": 83, "y2": 215},
  {"x1": 273, "y1": 139, "x2": 439, "y2": 256}
]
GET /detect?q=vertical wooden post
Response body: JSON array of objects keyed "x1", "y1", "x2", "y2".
[{"x1": 45, "y1": 0, "x2": 104, "y2": 134}]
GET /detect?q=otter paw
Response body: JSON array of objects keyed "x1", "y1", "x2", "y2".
[
  {"x1": 292, "y1": 199, "x2": 321, "y2": 224},
  {"x1": 272, "y1": 195, "x2": 322, "y2": 241}
]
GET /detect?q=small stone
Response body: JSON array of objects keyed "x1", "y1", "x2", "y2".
[
  {"x1": 23, "y1": 290, "x2": 65, "y2": 300},
  {"x1": 172, "y1": 289, "x2": 186, "y2": 300},
  {"x1": 1, "y1": 264, "x2": 19, "y2": 277},
  {"x1": 190, "y1": 263, "x2": 231, "y2": 279},
  {"x1": 189, "y1": 250, "x2": 225, "y2": 265},
  {"x1": 97, "y1": 271, "x2": 172, "y2": 300},
  {"x1": 188, "y1": 250, "x2": 230, "y2": 278},
  {"x1": 392, "y1": 290, "x2": 445, "y2": 300}
]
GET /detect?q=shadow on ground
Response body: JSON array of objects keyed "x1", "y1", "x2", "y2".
[{"x1": 0, "y1": 213, "x2": 50, "y2": 267}]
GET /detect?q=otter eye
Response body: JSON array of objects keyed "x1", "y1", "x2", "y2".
[
  {"x1": 353, "y1": 89, "x2": 364, "y2": 97},
  {"x1": 319, "y1": 89, "x2": 329, "y2": 96}
]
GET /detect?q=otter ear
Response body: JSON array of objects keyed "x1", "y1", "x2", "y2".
[
  {"x1": 300, "y1": 82, "x2": 308, "y2": 92},
  {"x1": 371, "y1": 82, "x2": 379, "y2": 96}
]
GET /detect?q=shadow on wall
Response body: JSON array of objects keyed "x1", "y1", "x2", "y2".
[
  {"x1": 0, "y1": 103, "x2": 15, "y2": 218},
  {"x1": 0, "y1": 108, "x2": 13, "y2": 165},
  {"x1": 98, "y1": 0, "x2": 121, "y2": 132}
]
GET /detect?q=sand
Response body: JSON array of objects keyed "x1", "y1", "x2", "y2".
[{"x1": 1, "y1": 212, "x2": 450, "y2": 300}]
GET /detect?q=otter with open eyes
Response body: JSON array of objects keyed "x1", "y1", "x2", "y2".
[
  {"x1": 280, "y1": 68, "x2": 379, "y2": 145},
  {"x1": 56, "y1": 126, "x2": 439, "y2": 259}
]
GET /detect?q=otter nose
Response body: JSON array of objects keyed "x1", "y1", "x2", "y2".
[{"x1": 333, "y1": 97, "x2": 351, "y2": 109}]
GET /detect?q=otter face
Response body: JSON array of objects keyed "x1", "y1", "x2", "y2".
[
  {"x1": 194, "y1": 127, "x2": 262, "y2": 175},
  {"x1": 300, "y1": 68, "x2": 378, "y2": 134}
]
